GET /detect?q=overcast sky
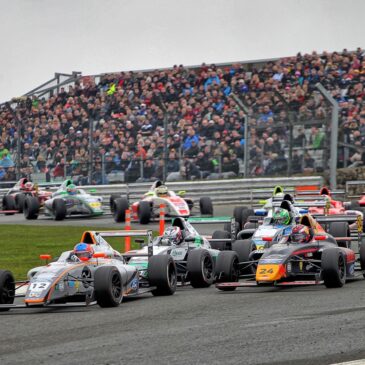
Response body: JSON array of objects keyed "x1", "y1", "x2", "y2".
[{"x1": 1, "y1": 0, "x2": 365, "y2": 103}]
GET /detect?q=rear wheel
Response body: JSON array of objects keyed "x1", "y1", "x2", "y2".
[
  {"x1": 232, "y1": 239, "x2": 256, "y2": 275},
  {"x1": 215, "y1": 251, "x2": 239, "y2": 291},
  {"x1": 15, "y1": 194, "x2": 26, "y2": 213},
  {"x1": 148, "y1": 255, "x2": 177, "y2": 295},
  {"x1": 199, "y1": 197, "x2": 213, "y2": 215},
  {"x1": 322, "y1": 248, "x2": 346, "y2": 288},
  {"x1": 53, "y1": 199, "x2": 66, "y2": 221},
  {"x1": 233, "y1": 206, "x2": 246, "y2": 230},
  {"x1": 242, "y1": 208, "x2": 255, "y2": 228},
  {"x1": 187, "y1": 249, "x2": 214, "y2": 288},
  {"x1": 328, "y1": 222, "x2": 350, "y2": 248},
  {"x1": 223, "y1": 221, "x2": 239, "y2": 239},
  {"x1": 113, "y1": 197, "x2": 129, "y2": 223},
  {"x1": 184, "y1": 199, "x2": 194, "y2": 212},
  {"x1": 23, "y1": 196, "x2": 40, "y2": 220},
  {"x1": 109, "y1": 194, "x2": 121, "y2": 213},
  {"x1": 211, "y1": 230, "x2": 230, "y2": 250},
  {"x1": 138, "y1": 201, "x2": 151, "y2": 224},
  {"x1": 94, "y1": 266, "x2": 123, "y2": 307},
  {"x1": 0, "y1": 270, "x2": 15, "y2": 311},
  {"x1": 2, "y1": 195, "x2": 16, "y2": 215}
]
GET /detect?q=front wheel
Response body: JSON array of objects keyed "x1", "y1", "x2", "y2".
[
  {"x1": 359, "y1": 241, "x2": 365, "y2": 278},
  {"x1": 187, "y1": 249, "x2": 215, "y2": 288},
  {"x1": 0, "y1": 270, "x2": 15, "y2": 311},
  {"x1": 215, "y1": 251, "x2": 239, "y2": 291},
  {"x1": 148, "y1": 255, "x2": 177, "y2": 296},
  {"x1": 53, "y1": 199, "x2": 66, "y2": 221},
  {"x1": 94, "y1": 266, "x2": 123, "y2": 307},
  {"x1": 138, "y1": 201, "x2": 151, "y2": 224},
  {"x1": 322, "y1": 248, "x2": 346, "y2": 288},
  {"x1": 113, "y1": 197, "x2": 129, "y2": 223}
]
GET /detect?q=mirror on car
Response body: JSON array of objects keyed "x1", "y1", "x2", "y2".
[{"x1": 185, "y1": 235, "x2": 195, "y2": 242}]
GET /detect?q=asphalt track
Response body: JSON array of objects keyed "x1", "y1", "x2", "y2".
[
  {"x1": 2, "y1": 207, "x2": 365, "y2": 364},
  {"x1": 0, "y1": 205, "x2": 235, "y2": 234}
]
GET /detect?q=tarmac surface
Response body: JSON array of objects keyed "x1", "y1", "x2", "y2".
[
  {"x1": 1, "y1": 281, "x2": 365, "y2": 365},
  {"x1": 1, "y1": 206, "x2": 365, "y2": 364}
]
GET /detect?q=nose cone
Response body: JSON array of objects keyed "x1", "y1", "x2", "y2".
[{"x1": 256, "y1": 264, "x2": 286, "y2": 282}]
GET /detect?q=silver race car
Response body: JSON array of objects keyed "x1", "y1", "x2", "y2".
[
  {"x1": 0, "y1": 230, "x2": 176, "y2": 311},
  {"x1": 23, "y1": 179, "x2": 104, "y2": 220}
]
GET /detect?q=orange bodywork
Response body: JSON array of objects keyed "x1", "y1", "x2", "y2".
[{"x1": 256, "y1": 264, "x2": 286, "y2": 282}]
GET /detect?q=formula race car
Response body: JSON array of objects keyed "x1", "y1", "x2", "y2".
[
  {"x1": 1, "y1": 178, "x2": 52, "y2": 215},
  {"x1": 125, "y1": 217, "x2": 223, "y2": 288},
  {"x1": 23, "y1": 179, "x2": 104, "y2": 220},
  {"x1": 215, "y1": 216, "x2": 365, "y2": 291},
  {"x1": 110, "y1": 180, "x2": 213, "y2": 224},
  {"x1": 0, "y1": 230, "x2": 176, "y2": 311}
]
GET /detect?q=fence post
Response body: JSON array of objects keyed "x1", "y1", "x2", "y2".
[
  {"x1": 125, "y1": 209, "x2": 131, "y2": 252},
  {"x1": 159, "y1": 204, "x2": 165, "y2": 235}
]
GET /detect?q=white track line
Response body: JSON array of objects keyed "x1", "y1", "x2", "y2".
[{"x1": 332, "y1": 360, "x2": 365, "y2": 365}]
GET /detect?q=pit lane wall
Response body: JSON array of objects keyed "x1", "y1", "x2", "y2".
[{"x1": 0, "y1": 176, "x2": 324, "y2": 211}]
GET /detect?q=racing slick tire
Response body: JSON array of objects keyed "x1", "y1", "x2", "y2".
[
  {"x1": 187, "y1": 249, "x2": 215, "y2": 288},
  {"x1": 184, "y1": 198, "x2": 194, "y2": 212},
  {"x1": 321, "y1": 248, "x2": 346, "y2": 288},
  {"x1": 23, "y1": 196, "x2": 40, "y2": 220},
  {"x1": 113, "y1": 197, "x2": 129, "y2": 223},
  {"x1": 223, "y1": 221, "x2": 239, "y2": 239},
  {"x1": 232, "y1": 239, "x2": 256, "y2": 275},
  {"x1": 15, "y1": 193, "x2": 26, "y2": 213},
  {"x1": 148, "y1": 254, "x2": 177, "y2": 296},
  {"x1": 94, "y1": 266, "x2": 123, "y2": 307},
  {"x1": 233, "y1": 206, "x2": 246, "y2": 230},
  {"x1": 109, "y1": 194, "x2": 122, "y2": 213},
  {"x1": 2, "y1": 195, "x2": 16, "y2": 215},
  {"x1": 0, "y1": 270, "x2": 15, "y2": 311},
  {"x1": 359, "y1": 241, "x2": 365, "y2": 278},
  {"x1": 199, "y1": 197, "x2": 213, "y2": 215},
  {"x1": 215, "y1": 251, "x2": 239, "y2": 291},
  {"x1": 328, "y1": 222, "x2": 350, "y2": 248},
  {"x1": 53, "y1": 199, "x2": 67, "y2": 221},
  {"x1": 211, "y1": 230, "x2": 230, "y2": 250},
  {"x1": 138, "y1": 201, "x2": 151, "y2": 224}
]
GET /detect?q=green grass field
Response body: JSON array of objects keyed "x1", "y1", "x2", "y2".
[{"x1": 0, "y1": 225, "x2": 149, "y2": 280}]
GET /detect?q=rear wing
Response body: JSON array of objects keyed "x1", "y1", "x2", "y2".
[
  {"x1": 95, "y1": 230, "x2": 154, "y2": 258},
  {"x1": 187, "y1": 216, "x2": 237, "y2": 243}
]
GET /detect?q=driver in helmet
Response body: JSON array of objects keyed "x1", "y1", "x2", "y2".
[
  {"x1": 289, "y1": 224, "x2": 313, "y2": 244},
  {"x1": 162, "y1": 226, "x2": 183, "y2": 245},
  {"x1": 156, "y1": 185, "x2": 169, "y2": 197},
  {"x1": 272, "y1": 208, "x2": 291, "y2": 226},
  {"x1": 72, "y1": 243, "x2": 95, "y2": 261},
  {"x1": 24, "y1": 182, "x2": 34, "y2": 191},
  {"x1": 66, "y1": 183, "x2": 78, "y2": 195}
]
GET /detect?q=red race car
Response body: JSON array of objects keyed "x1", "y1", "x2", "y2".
[{"x1": 1, "y1": 178, "x2": 52, "y2": 215}]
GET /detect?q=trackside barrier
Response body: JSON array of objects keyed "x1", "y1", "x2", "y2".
[
  {"x1": 159, "y1": 204, "x2": 165, "y2": 235},
  {"x1": 125, "y1": 209, "x2": 131, "y2": 252},
  {"x1": 0, "y1": 177, "x2": 325, "y2": 213}
]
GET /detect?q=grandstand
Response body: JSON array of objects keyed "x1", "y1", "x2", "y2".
[{"x1": 0, "y1": 48, "x2": 364, "y2": 185}]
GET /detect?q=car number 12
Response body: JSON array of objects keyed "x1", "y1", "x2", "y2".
[{"x1": 29, "y1": 282, "x2": 50, "y2": 292}]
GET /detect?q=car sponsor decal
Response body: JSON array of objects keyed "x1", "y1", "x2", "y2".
[
  {"x1": 130, "y1": 278, "x2": 138, "y2": 290},
  {"x1": 170, "y1": 248, "x2": 187, "y2": 260}
]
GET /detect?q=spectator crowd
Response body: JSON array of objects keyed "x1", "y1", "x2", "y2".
[{"x1": 1, "y1": 47, "x2": 365, "y2": 184}]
